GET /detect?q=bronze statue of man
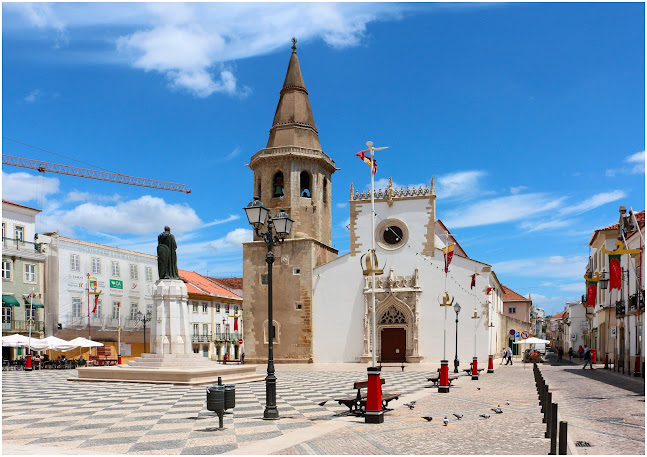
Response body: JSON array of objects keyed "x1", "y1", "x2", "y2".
[{"x1": 157, "y1": 226, "x2": 179, "y2": 280}]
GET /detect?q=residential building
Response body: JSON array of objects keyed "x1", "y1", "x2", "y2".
[
  {"x1": 531, "y1": 305, "x2": 546, "y2": 338},
  {"x1": 2, "y1": 200, "x2": 48, "y2": 360},
  {"x1": 179, "y1": 270, "x2": 243, "y2": 360},
  {"x1": 43, "y1": 233, "x2": 158, "y2": 361},
  {"x1": 502, "y1": 285, "x2": 532, "y2": 323}
]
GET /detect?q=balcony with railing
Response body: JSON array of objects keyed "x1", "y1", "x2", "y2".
[
  {"x1": 214, "y1": 331, "x2": 240, "y2": 342},
  {"x1": 2, "y1": 320, "x2": 44, "y2": 333},
  {"x1": 628, "y1": 293, "x2": 645, "y2": 313},
  {"x1": 63, "y1": 314, "x2": 145, "y2": 331},
  {"x1": 2, "y1": 237, "x2": 43, "y2": 254},
  {"x1": 191, "y1": 333, "x2": 212, "y2": 343},
  {"x1": 616, "y1": 300, "x2": 626, "y2": 317}
]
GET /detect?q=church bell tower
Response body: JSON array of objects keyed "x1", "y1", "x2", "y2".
[{"x1": 242, "y1": 40, "x2": 338, "y2": 363}]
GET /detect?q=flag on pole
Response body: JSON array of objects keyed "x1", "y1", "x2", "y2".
[
  {"x1": 608, "y1": 254, "x2": 621, "y2": 290},
  {"x1": 470, "y1": 274, "x2": 476, "y2": 289},
  {"x1": 356, "y1": 150, "x2": 377, "y2": 174},
  {"x1": 91, "y1": 295, "x2": 99, "y2": 313},
  {"x1": 586, "y1": 281, "x2": 597, "y2": 307},
  {"x1": 486, "y1": 287, "x2": 494, "y2": 295},
  {"x1": 443, "y1": 244, "x2": 455, "y2": 273}
]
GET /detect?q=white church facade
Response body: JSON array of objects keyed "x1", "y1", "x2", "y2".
[{"x1": 312, "y1": 179, "x2": 504, "y2": 363}]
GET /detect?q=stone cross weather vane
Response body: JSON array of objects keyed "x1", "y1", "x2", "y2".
[{"x1": 291, "y1": 37, "x2": 297, "y2": 52}]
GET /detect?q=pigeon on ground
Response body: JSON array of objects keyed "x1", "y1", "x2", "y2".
[
  {"x1": 404, "y1": 402, "x2": 415, "y2": 410},
  {"x1": 506, "y1": 400, "x2": 510, "y2": 405},
  {"x1": 443, "y1": 416, "x2": 449, "y2": 426},
  {"x1": 318, "y1": 401, "x2": 328, "y2": 406},
  {"x1": 452, "y1": 413, "x2": 463, "y2": 420},
  {"x1": 491, "y1": 405, "x2": 503, "y2": 414},
  {"x1": 422, "y1": 416, "x2": 433, "y2": 422},
  {"x1": 479, "y1": 414, "x2": 491, "y2": 419},
  {"x1": 477, "y1": 387, "x2": 481, "y2": 391}
]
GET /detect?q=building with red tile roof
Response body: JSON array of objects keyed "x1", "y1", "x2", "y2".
[{"x1": 502, "y1": 284, "x2": 532, "y2": 323}]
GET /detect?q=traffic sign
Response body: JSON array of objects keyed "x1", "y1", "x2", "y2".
[
  {"x1": 509, "y1": 329, "x2": 516, "y2": 336},
  {"x1": 515, "y1": 332, "x2": 520, "y2": 338},
  {"x1": 521, "y1": 331, "x2": 530, "y2": 339},
  {"x1": 238, "y1": 339, "x2": 243, "y2": 345}
]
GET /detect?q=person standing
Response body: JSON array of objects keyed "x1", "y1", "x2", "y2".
[
  {"x1": 578, "y1": 345, "x2": 584, "y2": 359},
  {"x1": 583, "y1": 346, "x2": 594, "y2": 369},
  {"x1": 505, "y1": 347, "x2": 513, "y2": 365},
  {"x1": 501, "y1": 347, "x2": 506, "y2": 365},
  {"x1": 558, "y1": 346, "x2": 564, "y2": 362},
  {"x1": 568, "y1": 347, "x2": 574, "y2": 362}
]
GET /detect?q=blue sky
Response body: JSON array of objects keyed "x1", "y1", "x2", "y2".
[{"x1": 2, "y1": 2, "x2": 644, "y2": 315}]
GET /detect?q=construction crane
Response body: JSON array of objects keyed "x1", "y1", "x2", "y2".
[{"x1": 2, "y1": 155, "x2": 191, "y2": 194}]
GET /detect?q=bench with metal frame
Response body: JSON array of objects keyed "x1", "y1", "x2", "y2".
[{"x1": 334, "y1": 378, "x2": 400, "y2": 416}]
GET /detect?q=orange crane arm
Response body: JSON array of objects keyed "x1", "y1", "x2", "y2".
[{"x1": 2, "y1": 155, "x2": 191, "y2": 194}]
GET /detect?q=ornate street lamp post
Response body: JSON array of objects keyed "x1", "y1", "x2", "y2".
[
  {"x1": 453, "y1": 302, "x2": 461, "y2": 373},
  {"x1": 244, "y1": 197, "x2": 293, "y2": 420},
  {"x1": 137, "y1": 310, "x2": 152, "y2": 354},
  {"x1": 600, "y1": 269, "x2": 610, "y2": 369}
]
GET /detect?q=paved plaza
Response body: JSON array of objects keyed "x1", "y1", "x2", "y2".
[{"x1": 1, "y1": 360, "x2": 641, "y2": 455}]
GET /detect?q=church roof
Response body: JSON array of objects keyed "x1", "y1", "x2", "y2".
[
  {"x1": 179, "y1": 270, "x2": 242, "y2": 301},
  {"x1": 265, "y1": 40, "x2": 321, "y2": 150}
]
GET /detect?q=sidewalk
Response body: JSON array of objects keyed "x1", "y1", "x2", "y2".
[{"x1": 539, "y1": 354, "x2": 645, "y2": 455}]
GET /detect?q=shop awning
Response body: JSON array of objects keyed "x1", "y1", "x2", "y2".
[
  {"x1": 2, "y1": 295, "x2": 20, "y2": 307},
  {"x1": 23, "y1": 297, "x2": 44, "y2": 308}
]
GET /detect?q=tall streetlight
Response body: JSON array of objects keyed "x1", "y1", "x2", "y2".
[
  {"x1": 599, "y1": 269, "x2": 610, "y2": 369},
  {"x1": 244, "y1": 197, "x2": 293, "y2": 420},
  {"x1": 137, "y1": 310, "x2": 152, "y2": 354},
  {"x1": 453, "y1": 302, "x2": 461, "y2": 373}
]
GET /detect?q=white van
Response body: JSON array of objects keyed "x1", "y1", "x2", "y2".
[{"x1": 534, "y1": 343, "x2": 546, "y2": 355}]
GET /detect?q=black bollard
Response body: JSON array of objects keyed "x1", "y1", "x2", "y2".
[
  {"x1": 549, "y1": 403, "x2": 558, "y2": 454},
  {"x1": 558, "y1": 421, "x2": 568, "y2": 455},
  {"x1": 544, "y1": 392, "x2": 551, "y2": 427}
]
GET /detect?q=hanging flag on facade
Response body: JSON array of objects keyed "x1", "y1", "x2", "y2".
[
  {"x1": 586, "y1": 281, "x2": 597, "y2": 307},
  {"x1": 234, "y1": 317, "x2": 238, "y2": 331},
  {"x1": 91, "y1": 294, "x2": 99, "y2": 313},
  {"x1": 443, "y1": 244, "x2": 455, "y2": 273},
  {"x1": 356, "y1": 150, "x2": 377, "y2": 174},
  {"x1": 470, "y1": 274, "x2": 476, "y2": 289},
  {"x1": 486, "y1": 287, "x2": 494, "y2": 295},
  {"x1": 608, "y1": 254, "x2": 622, "y2": 290}
]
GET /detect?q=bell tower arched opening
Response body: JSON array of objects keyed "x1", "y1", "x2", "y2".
[
  {"x1": 272, "y1": 171, "x2": 285, "y2": 198},
  {"x1": 300, "y1": 171, "x2": 311, "y2": 198}
]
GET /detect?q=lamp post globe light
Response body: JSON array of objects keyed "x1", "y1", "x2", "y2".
[
  {"x1": 453, "y1": 302, "x2": 461, "y2": 373},
  {"x1": 137, "y1": 310, "x2": 152, "y2": 355},
  {"x1": 244, "y1": 196, "x2": 293, "y2": 420}
]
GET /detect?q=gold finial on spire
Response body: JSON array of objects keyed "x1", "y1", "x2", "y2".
[{"x1": 291, "y1": 37, "x2": 297, "y2": 52}]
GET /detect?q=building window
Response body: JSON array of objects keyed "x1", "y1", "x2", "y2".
[
  {"x1": 202, "y1": 303, "x2": 208, "y2": 313},
  {"x1": 2, "y1": 223, "x2": 6, "y2": 244},
  {"x1": 70, "y1": 254, "x2": 80, "y2": 272},
  {"x1": 193, "y1": 302, "x2": 198, "y2": 313},
  {"x1": 300, "y1": 171, "x2": 311, "y2": 198},
  {"x1": 203, "y1": 324, "x2": 209, "y2": 336},
  {"x1": 130, "y1": 303, "x2": 139, "y2": 320},
  {"x1": 145, "y1": 267, "x2": 153, "y2": 282},
  {"x1": 112, "y1": 301, "x2": 120, "y2": 319},
  {"x1": 323, "y1": 177, "x2": 328, "y2": 203},
  {"x1": 509, "y1": 306, "x2": 516, "y2": 314},
  {"x1": 2, "y1": 260, "x2": 11, "y2": 280},
  {"x1": 94, "y1": 299, "x2": 102, "y2": 317},
  {"x1": 193, "y1": 324, "x2": 199, "y2": 336},
  {"x1": 272, "y1": 171, "x2": 284, "y2": 197},
  {"x1": 25, "y1": 306, "x2": 36, "y2": 322},
  {"x1": 91, "y1": 257, "x2": 101, "y2": 274},
  {"x1": 24, "y1": 263, "x2": 36, "y2": 282},
  {"x1": 147, "y1": 303, "x2": 153, "y2": 316},
  {"x1": 261, "y1": 274, "x2": 268, "y2": 285},
  {"x1": 130, "y1": 264, "x2": 138, "y2": 280},
  {"x1": 216, "y1": 323, "x2": 221, "y2": 334},
  {"x1": 216, "y1": 303, "x2": 220, "y2": 312},
  {"x1": 14, "y1": 226, "x2": 24, "y2": 242},
  {"x1": 226, "y1": 304, "x2": 230, "y2": 314},
  {"x1": 72, "y1": 297, "x2": 82, "y2": 317},
  {"x1": 234, "y1": 305, "x2": 238, "y2": 314},
  {"x1": 2, "y1": 306, "x2": 11, "y2": 324},
  {"x1": 112, "y1": 261, "x2": 120, "y2": 277},
  {"x1": 257, "y1": 180, "x2": 262, "y2": 200}
]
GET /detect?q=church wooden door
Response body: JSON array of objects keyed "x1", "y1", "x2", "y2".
[{"x1": 381, "y1": 328, "x2": 406, "y2": 362}]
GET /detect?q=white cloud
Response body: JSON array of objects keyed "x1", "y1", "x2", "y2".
[
  {"x1": 187, "y1": 228, "x2": 252, "y2": 253},
  {"x1": 493, "y1": 255, "x2": 588, "y2": 279},
  {"x1": 24, "y1": 89, "x2": 41, "y2": 103},
  {"x1": 201, "y1": 215, "x2": 240, "y2": 229},
  {"x1": 2, "y1": 171, "x2": 60, "y2": 203},
  {"x1": 520, "y1": 219, "x2": 574, "y2": 233},
  {"x1": 558, "y1": 190, "x2": 626, "y2": 216},
  {"x1": 527, "y1": 293, "x2": 571, "y2": 315},
  {"x1": 65, "y1": 190, "x2": 122, "y2": 203},
  {"x1": 38, "y1": 195, "x2": 202, "y2": 236},
  {"x1": 606, "y1": 151, "x2": 645, "y2": 177},
  {"x1": 510, "y1": 185, "x2": 527, "y2": 195},
  {"x1": 435, "y1": 170, "x2": 485, "y2": 199},
  {"x1": 336, "y1": 202, "x2": 348, "y2": 209},
  {"x1": 442, "y1": 193, "x2": 565, "y2": 229}
]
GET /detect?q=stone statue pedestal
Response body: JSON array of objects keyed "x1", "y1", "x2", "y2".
[{"x1": 150, "y1": 279, "x2": 191, "y2": 355}]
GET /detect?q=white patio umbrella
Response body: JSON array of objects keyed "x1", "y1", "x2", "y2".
[
  {"x1": 43, "y1": 336, "x2": 78, "y2": 352},
  {"x1": 2, "y1": 334, "x2": 31, "y2": 347},
  {"x1": 513, "y1": 337, "x2": 551, "y2": 345},
  {"x1": 68, "y1": 337, "x2": 103, "y2": 359}
]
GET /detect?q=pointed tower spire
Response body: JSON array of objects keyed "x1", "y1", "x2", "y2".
[{"x1": 266, "y1": 38, "x2": 321, "y2": 150}]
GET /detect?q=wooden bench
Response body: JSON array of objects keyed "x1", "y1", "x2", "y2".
[
  {"x1": 427, "y1": 373, "x2": 460, "y2": 387},
  {"x1": 378, "y1": 360, "x2": 405, "y2": 371},
  {"x1": 462, "y1": 367, "x2": 484, "y2": 375},
  {"x1": 334, "y1": 379, "x2": 400, "y2": 416}
]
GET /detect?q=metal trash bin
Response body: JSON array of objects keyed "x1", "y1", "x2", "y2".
[
  {"x1": 206, "y1": 385, "x2": 225, "y2": 412},
  {"x1": 224, "y1": 384, "x2": 235, "y2": 410}
]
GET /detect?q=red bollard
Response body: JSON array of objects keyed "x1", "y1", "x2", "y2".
[
  {"x1": 365, "y1": 367, "x2": 384, "y2": 423},
  {"x1": 487, "y1": 354, "x2": 494, "y2": 373},
  {"x1": 634, "y1": 356, "x2": 641, "y2": 377},
  {"x1": 438, "y1": 360, "x2": 450, "y2": 393},
  {"x1": 25, "y1": 355, "x2": 33, "y2": 371},
  {"x1": 471, "y1": 357, "x2": 479, "y2": 380},
  {"x1": 118, "y1": 354, "x2": 122, "y2": 365}
]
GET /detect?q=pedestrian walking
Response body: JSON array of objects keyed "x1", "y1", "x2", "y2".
[
  {"x1": 578, "y1": 345, "x2": 584, "y2": 359},
  {"x1": 568, "y1": 347, "x2": 574, "y2": 362},
  {"x1": 505, "y1": 347, "x2": 513, "y2": 365},
  {"x1": 583, "y1": 347, "x2": 594, "y2": 369},
  {"x1": 500, "y1": 347, "x2": 506, "y2": 365},
  {"x1": 558, "y1": 347, "x2": 564, "y2": 362}
]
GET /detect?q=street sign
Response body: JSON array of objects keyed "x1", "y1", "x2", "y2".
[
  {"x1": 611, "y1": 326, "x2": 616, "y2": 336},
  {"x1": 238, "y1": 339, "x2": 243, "y2": 345},
  {"x1": 521, "y1": 331, "x2": 530, "y2": 339},
  {"x1": 515, "y1": 332, "x2": 520, "y2": 338},
  {"x1": 509, "y1": 329, "x2": 516, "y2": 336}
]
